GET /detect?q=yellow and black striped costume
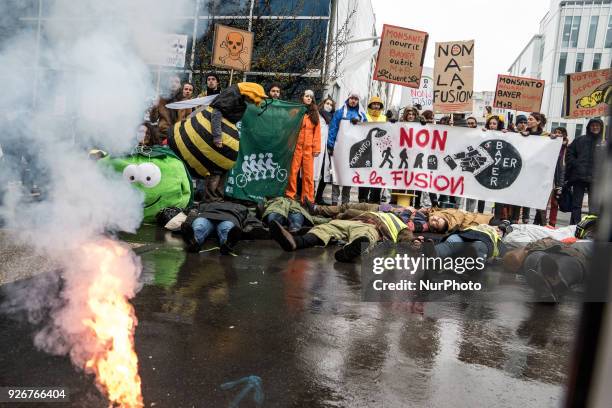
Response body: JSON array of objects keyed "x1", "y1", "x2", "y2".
[{"x1": 168, "y1": 106, "x2": 240, "y2": 177}]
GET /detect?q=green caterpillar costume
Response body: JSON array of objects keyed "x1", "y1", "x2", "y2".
[{"x1": 100, "y1": 146, "x2": 193, "y2": 223}]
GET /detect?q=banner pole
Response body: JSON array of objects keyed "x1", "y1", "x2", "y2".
[{"x1": 229, "y1": 69, "x2": 234, "y2": 86}]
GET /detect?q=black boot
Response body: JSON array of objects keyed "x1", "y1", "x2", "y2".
[
  {"x1": 181, "y1": 221, "x2": 201, "y2": 253},
  {"x1": 524, "y1": 253, "x2": 557, "y2": 301},
  {"x1": 334, "y1": 236, "x2": 370, "y2": 263},
  {"x1": 269, "y1": 220, "x2": 297, "y2": 251},
  {"x1": 220, "y1": 226, "x2": 242, "y2": 255}
]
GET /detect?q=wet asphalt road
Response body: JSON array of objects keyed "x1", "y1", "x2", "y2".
[{"x1": 1, "y1": 225, "x2": 580, "y2": 407}]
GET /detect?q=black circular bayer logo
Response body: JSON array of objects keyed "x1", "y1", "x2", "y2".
[{"x1": 475, "y1": 139, "x2": 522, "y2": 189}]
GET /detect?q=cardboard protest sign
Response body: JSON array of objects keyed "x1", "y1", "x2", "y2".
[
  {"x1": 563, "y1": 68, "x2": 611, "y2": 118},
  {"x1": 433, "y1": 40, "x2": 474, "y2": 113},
  {"x1": 212, "y1": 24, "x2": 254, "y2": 72},
  {"x1": 143, "y1": 33, "x2": 188, "y2": 68},
  {"x1": 493, "y1": 75, "x2": 544, "y2": 112},
  {"x1": 400, "y1": 67, "x2": 434, "y2": 111},
  {"x1": 331, "y1": 121, "x2": 561, "y2": 209},
  {"x1": 373, "y1": 24, "x2": 428, "y2": 88}
]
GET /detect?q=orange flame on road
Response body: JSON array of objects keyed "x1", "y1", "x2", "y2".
[{"x1": 80, "y1": 240, "x2": 143, "y2": 408}]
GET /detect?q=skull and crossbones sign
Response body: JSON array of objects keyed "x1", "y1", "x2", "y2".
[{"x1": 219, "y1": 31, "x2": 248, "y2": 70}]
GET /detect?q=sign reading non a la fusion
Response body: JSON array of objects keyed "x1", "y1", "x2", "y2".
[
  {"x1": 331, "y1": 122, "x2": 562, "y2": 209},
  {"x1": 433, "y1": 40, "x2": 474, "y2": 113}
]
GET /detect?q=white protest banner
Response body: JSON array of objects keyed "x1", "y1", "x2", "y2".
[{"x1": 331, "y1": 122, "x2": 561, "y2": 209}]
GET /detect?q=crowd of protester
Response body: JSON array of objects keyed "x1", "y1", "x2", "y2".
[{"x1": 0, "y1": 75, "x2": 605, "y2": 301}]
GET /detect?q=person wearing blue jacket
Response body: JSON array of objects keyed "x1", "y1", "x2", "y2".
[{"x1": 327, "y1": 90, "x2": 367, "y2": 205}]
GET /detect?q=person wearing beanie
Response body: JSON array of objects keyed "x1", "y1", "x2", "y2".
[
  {"x1": 198, "y1": 72, "x2": 221, "y2": 97},
  {"x1": 285, "y1": 89, "x2": 321, "y2": 204},
  {"x1": 327, "y1": 90, "x2": 367, "y2": 205}
]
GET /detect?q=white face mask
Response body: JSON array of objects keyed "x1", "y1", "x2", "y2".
[{"x1": 323, "y1": 104, "x2": 332, "y2": 112}]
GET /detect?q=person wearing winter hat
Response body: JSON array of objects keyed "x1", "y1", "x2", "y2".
[
  {"x1": 566, "y1": 118, "x2": 606, "y2": 224},
  {"x1": 285, "y1": 89, "x2": 321, "y2": 204},
  {"x1": 365, "y1": 96, "x2": 387, "y2": 123},
  {"x1": 358, "y1": 96, "x2": 387, "y2": 203},
  {"x1": 327, "y1": 90, "x2": 367, "y2": 205}
]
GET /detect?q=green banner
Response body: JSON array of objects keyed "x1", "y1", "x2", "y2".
[{"x1": 225, "y1": 99, "x2": 306, "y2": 202}]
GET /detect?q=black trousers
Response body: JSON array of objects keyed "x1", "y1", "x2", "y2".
[
  {"x1": 358, "y1": 187, "x2": 381, "y2": 203},
  {"x1": 570, "y1": 181, "x2": 593, "y2": 224}
]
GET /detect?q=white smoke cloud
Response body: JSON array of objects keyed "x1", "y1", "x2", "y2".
[{"x1": 0, "y1": 0, "x2": 193, "y2": 395}]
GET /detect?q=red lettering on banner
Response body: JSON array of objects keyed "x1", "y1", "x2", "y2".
[
  {"x1": 399, "y1": 127, "x2": 411, "y2": 147},
  {"x1": 416, "y1": 129, "x2": 429, "y2": 147},
  {"x1": 414, "y1": 173, "x2": 428, "y2": 188},
  {"x1": 352, "y1": 172, "x2": 364, "y2": 185},
  {"x1": 369, "y1": 170, "x2": 387, "y2": 186},
  {"x1": 398, "y1": 127, "x2": 447, "y2": 152},
  {"x1": 433, "y1": 175, "x2": 450, "y2": 191},
  {"x1": 391, "y1": 171, "x2": 403, "y2": 186},
  {"x1": 390, "y1": 170, "x2": 464, "y2": 194},
  {"x1": 432, "y1": 130, "x2": 447, "y2": 151},
  {"x1": 450, "y1": 176, "x2": 464, "y2": 195}
]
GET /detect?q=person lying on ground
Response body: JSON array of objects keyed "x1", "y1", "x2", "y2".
[
  {"x1": 180, "y1": 201, "x2": 263, "y2": 254},
  {"x1": 420, "y1": 207, "x2": 494, "y2": 234},
  {"x1": 502, "y1": 223, "x2": 578, "y2": 250},
  {"x1": 421, "y1": 223, "x2": 506, "y2": 272},
  {"x1": 503, "y1": 237, "x2": 592, "y2": 301},
  {"x1": 269, "y1": 211, "x2": 414, "y2": 263},
  {"x1": 309, "y1": 202, "x2": 431, "y2": 233},
  {"x1": 257, "y1": 196, "x2": 315, "y2": 233},
  {"x1": 502, "y1": 215, "x2": 596, "y2": 301}
]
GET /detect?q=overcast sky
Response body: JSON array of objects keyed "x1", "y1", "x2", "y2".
[{"x1": 372, "y1": 0, "x2": 552, "y2": 91}]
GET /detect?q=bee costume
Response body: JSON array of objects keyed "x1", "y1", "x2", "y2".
[{"x1": 168, "y1": 82, "x2": 267, "y2": 177}]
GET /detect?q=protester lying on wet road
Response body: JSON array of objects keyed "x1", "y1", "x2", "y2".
[
  {"x1": 502, "y1": 223, "x2": 579, "y2": 250},
  {"x1": 257, "y1": 196, "x2": 315, "y2": 233},
  {"x1": 310, "y1": 203, "x2": 494, "y2": 235},
  {"x1": 180, "y1": 201, "x2": 263, "y2": 254},
  {"x1": 269, "y1": 211, "x2": 414, "y2": 263},
  {"x1": 421, "y1": 223, "x2": 506, "y2": 271},
  {"x1": 502, "y1": 215, "x2": 596, "y2": 301},
  {"x1": 427, "y1": 207, "x2": 495, "y2": 234},
  {"x1": 504, "y1": 237, "x2": 592, "y2": 301}
]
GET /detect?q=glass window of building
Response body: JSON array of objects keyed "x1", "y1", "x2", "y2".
[
  {"x1": 570, "y1": 16, "x2": 581, "y2": 47},
  {"x1": 200, "y1": 0, "x2": 251, "y2": 16},
  {"x1": 593, "y1": 53, "x2": 602, "y2": 69},
  {"x1": 575, "y1": 124, "x2": 583, "y2": 138},
  {"x1": 254, "y1": 0, "x2": 330, "y2": 16},
  {"x1": 587, "y1": 15, "x2": 599, "y2": 48},
  {"x1": 606, "y1": 15, "x2": 612, "y2": 48},
  {"x1": 575, "y1": 53, "x2": 584, "y2": 72},
  {"x1": 562, "y1": 16, "x2": 573, "y2": 47},
  {"x1": 561, "y1": 16, "x2": 581, "y2": 48},
  {"x1": 558, "y1": 52, "x2": 568, "y2": 82}
]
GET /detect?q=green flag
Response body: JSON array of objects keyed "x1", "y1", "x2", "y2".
[{"x1": 225, "y1": 99, "x2": 306, "y2": 202}]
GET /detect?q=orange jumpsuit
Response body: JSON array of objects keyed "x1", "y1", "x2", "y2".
[{"x1": 285, "y1": 114, "x2": 321, "y2": 203}]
